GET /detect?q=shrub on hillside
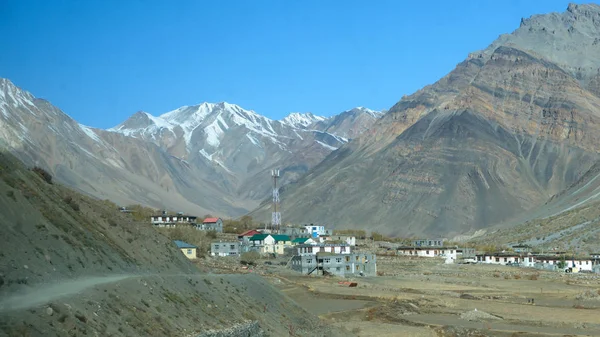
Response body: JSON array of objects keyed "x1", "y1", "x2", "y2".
[
  {"x1": 63, "y1": 195, "x2": 80, "y2": 211},
  {"x1": 206, "y1": 230, "x2": 217, "y2": 239},
  {"x1": 32, "y1": 166, "x2": 52, "y2": 184},
  {"x1": 240, "y1": 251, "x2": 260, "y2": 266}
]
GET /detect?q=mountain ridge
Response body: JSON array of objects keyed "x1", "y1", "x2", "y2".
[{"x1": 250, "y1": 3, "x2": 600, "y2": 237}]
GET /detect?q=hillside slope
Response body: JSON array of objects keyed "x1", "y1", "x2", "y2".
[
  {"x1": 0, "y1": 151, "x2": 347, "y2": 337},
  {"x1": 251, "y1": 4, "x2": 600, "y2": 237}
]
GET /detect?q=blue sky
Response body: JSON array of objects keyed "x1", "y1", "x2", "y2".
[{"x1": 0, "y1": 0, "x2": 576, "y2": 129}]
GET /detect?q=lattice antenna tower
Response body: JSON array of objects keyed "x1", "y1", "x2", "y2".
[{"x1": 271, "y1": 169, "x2": 281, "y2": 234}]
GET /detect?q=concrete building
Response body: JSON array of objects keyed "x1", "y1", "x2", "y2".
[
  {"x1": 320, "y1": 235, "x2": 356, "y2": 246},
  {"x1": 211, "y1": 241, "x2": 240, "y2": 257},
  {"x1": 295, "y1": 243, "x2": 351, "y2": 256},
  {"x1": 512, "y1": 244, "x2": 533, "y2": 253},
  {"x1": 280, "y1": 227, "x2": 311, "y2": 238},
  {"x1": 590, "y1": 253, "x2": 600, "y2": 266},
  {"x1": 151, "y1": 213, "x2": 197, "y2": 228},
  {"x1": 174, "y1": 240, "x2": 197, "y2": 260},
  {"x1": 534, "y1": 256, "x2": 593, "y2": 272},
  {"x1": 290, "y1": 252, "x2": 376, "y2": 277},
  {"x1": 238, "y1": 229, "x2": 262, "y2": 243},
  {"x1": 304, "y1": 225, "x2": 327, "y2": 238},
  {"x1": 476, "y1": 253, "x2": 522, "y2": 265},
  {"x1": 248, "y1": 234, "x2": 291, "y2": 255},
  {"x1": 197, "y1": 217, "x2": 223, "y2": 233},
  {"x1": 413, "y1": 238, "x2": 446, "y2": 247},
  {"x1": 396, "y1": 246, "x2": 475, "y2": 263}
]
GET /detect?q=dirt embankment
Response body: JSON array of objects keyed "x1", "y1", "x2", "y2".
[{"x1": 0, "y1": 152, "x2": 350, "y2": 337}]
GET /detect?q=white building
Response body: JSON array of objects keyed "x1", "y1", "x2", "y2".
[
  {"x1": 534, "y1": 256, "x2": 593, "y2": 272},
  {"x1": 304, "y1": 225, "x2": 326, "y2": 238},
  {"x1": 151, "y1": 213, "x2": 197, "y2": 228},
  {"x1": 319, "y1": 235, "x2": 356, "y2": 246},
  {"x1": 476, "y1": 253, "x2": 522, "y2": 265},
  {"x1": 296, "y1": 244, "x2": 351, "y2": 256},
  {"x1": 475, "y1": 253, "x2": 593, "y2": 272},
  {"x1": 197, "y1": 217, "x2": 223, "y2": 233}
]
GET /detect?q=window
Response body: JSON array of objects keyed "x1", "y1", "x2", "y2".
[
  {"x1": 495, "y1": 257, "x2": 500, "y2": 262},
  {"x1": 356, "y1": 256, "x2": 359, "y2": 261},
  {"x1": 324, "y1": 258, "x2": 331, "y2": 264},
  {"x1": 336, "y1": 258, "x2": 342, "y2": 263},
  {"x1": 503, "y1": 258, "x2": 507, "y2": 262},
  {"x1": 345, "y1": 256, "x2": 350, "y2": 262},
  {"x1": 214, "y1": 245, "x2": 219, "y2": 249},
  {"x1": 426, "y1": 250, "x2": 429, "y2": 255},
  {"x1": 336, "y1": 267, "x2": 341, "y2": 271},
  {"x1": 346, "y1": 265, "x2": 350, "y2": 271},
  {"x1": 187, "y1": 249, "x2": 192, "y2": 255},
  {"x1": 230, "y1": 245, "x2": 235, "y2": 250},
  {"x1": 306, "y1": 259, "x2": 312, "y2": 263}
]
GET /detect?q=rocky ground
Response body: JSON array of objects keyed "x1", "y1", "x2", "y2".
[{"x1": 224, "y1": 254, "x2": 600, "y2": 337}]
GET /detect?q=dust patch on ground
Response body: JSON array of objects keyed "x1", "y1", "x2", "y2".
[{"x1": 0, "y1": 274, "x2": 134, "y2": 312}]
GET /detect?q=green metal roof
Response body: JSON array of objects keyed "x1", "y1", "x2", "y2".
[
  {"x1": 271, "y1": 235, "x2": 290, "y2": 242},
  {"x1": 249, "y1": 234, "x2": 269, "y2": 241},
  {"x1": 292, "y1": 237, "x2": 309, "y2": 243},
  {"x1": 249, "y1": 234, "x2": 291, "y2": 242}
]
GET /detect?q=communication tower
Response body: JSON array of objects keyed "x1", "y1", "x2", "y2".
[{"x1": 271, "y1": 169, "x2": 281, "y2": 233}]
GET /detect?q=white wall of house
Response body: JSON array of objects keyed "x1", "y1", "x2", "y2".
[
  {"x1": 476, "y1": 255, "x2": 521, "y2": 265},
  {"x1": 539, "y1": 259, "x2": 593, "y2": 271},
  {"x1": 522, "y1": 256, "x2": 536, "y2": 267},
  {"x1": 296, "y1": 244, "x2": 350, "y2": 256},
  {"x1": 398, "y1": 248, "x2": 454, "y2": 258}
]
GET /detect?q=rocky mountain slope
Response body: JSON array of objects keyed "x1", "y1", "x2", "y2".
[
  {"x1": 251, "y1": 3, "x2": 600, "y2": 237},
  {"x1": 0, "y1": 151, "x2": 348, "y2": 337},
  {"x1": 0, "y1": 78, "x2": 233, "y2": 216},
  {"x1": 0, "y1": 78, "x2": 381, "y2": 217}
]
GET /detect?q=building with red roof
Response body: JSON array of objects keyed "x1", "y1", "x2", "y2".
[{"x1": 195, "y1": 217, "x2": 223, "y2": 233}]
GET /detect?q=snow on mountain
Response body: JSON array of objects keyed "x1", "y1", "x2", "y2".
[
  {"x1": 352, "y1": 106, "x2": 383, "y2": 118},
  {"x1": 79, "y1": 124, "x2": 102, "y2": 143},
  {"x1": 108, "y1": 101, "x2": 383, "y2": 177},
  {"x1": 281, "y1": 112, "x2": 327, "y2": 129}
]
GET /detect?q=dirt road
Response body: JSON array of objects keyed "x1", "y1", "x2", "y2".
[{"x1": 0, "y1": 274, "x2": 135, "y2": 312}]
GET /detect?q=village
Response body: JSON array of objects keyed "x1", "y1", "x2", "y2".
[
  {"x1": 147, "y1": 210, "x2": 600, "y2": 276},
  {"x1": 110, "y1": 207, "x2": 600, "y2": 335}
]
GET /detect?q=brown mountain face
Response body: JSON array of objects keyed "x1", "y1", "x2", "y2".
[{"x1": 251, "y1": 4, "x2": 600, "y2": 237}]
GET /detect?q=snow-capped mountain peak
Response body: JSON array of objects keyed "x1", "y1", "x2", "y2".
[
  {"x1": 281, "y1": 112, "x2": 327, "y2": 129},
  {"x1": 348, "y1": 106, "x2": 383, "y2": 118}
]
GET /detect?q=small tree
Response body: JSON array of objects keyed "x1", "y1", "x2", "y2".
[
  {"x1": 240, "y1": 215, "x2": 253, "y2": 229},
  {"x1": 32, "y1": 166, "x2": 52, "y2": 184},
  {"x1": 240, "y1": 251, "x2": 260, "y2": 266},
  {"x1": 557, "y1": 255, "x2": 567, "y2": 269}
]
